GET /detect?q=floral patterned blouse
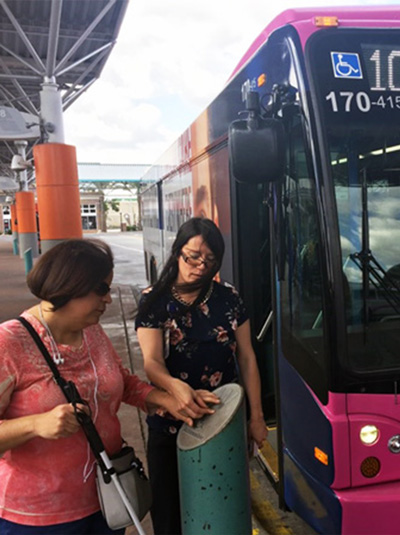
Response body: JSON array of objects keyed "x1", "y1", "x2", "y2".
[{"x1": 135, "y1": 281, "x2": 248, "y2": 434}]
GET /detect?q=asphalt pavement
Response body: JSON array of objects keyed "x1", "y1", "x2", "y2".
[{"x1": 0, "y1": 232, "x2": 315, "y2": 535}]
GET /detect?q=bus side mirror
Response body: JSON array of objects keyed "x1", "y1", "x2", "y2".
[{"x1": 228, "y1": 117, "x2": 285, "y2": 184}]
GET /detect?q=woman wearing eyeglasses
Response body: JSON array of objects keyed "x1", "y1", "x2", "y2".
[
  {"x1": 0, "y1": 238, "x2": 212, "y2": 535},
  {"x1": 135, "y1": 217, "x2": 267, "y2": 535}
]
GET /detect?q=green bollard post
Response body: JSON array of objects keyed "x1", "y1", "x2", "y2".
[
  {"x1": 12, "y1": 238, "x2": 19, "y2": 256},
  {"x1": 177, "y1": 383, "x2": 252, "y2": 535},
  {"x1": 24, "y1": 248, "x2": 33, "y2": 274}
]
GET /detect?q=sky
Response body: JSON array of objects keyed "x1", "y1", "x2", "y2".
[{"x1": 63, "y1": 0, "x2": 400, "y2": 166}]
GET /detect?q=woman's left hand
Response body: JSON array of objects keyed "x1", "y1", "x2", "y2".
[
  {"x1": 194, "y1": 389, "x2": 220, "y2": 406},
  {"x1": 154, "y1": 392, "x2": 205, "y2": 427},
  {"x1": 248, "y1": 416, "x2": 268, "y2": 448},
  {"x1": 156, "y1": 390, "x2": 220, "y2": 427}
]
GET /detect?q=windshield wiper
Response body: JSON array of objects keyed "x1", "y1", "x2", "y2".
[
  {"x1": 350, "y1": 170, "x2": 400, "y2": 318},
  {"x1": 350, "y1": 252, "x2": 400, "y2": 315}
]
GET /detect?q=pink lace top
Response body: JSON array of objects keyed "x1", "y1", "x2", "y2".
[{"x1": 0, "y1": 312, "x2": 153, "y2": 526}]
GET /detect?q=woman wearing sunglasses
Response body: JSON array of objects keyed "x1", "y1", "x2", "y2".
[
  {"x1": 135, "y1": 217, "x2": 267, "y2": 535},
  {"x1": 0, "y1": 238, "x2": 213, "y2": 535}
]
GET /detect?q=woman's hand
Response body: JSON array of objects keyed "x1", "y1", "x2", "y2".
[
  {"x1": 0, "y1": 403, "x2": 85, "y2": 453},
  {"x1": 155, "y1": 389, "x2": 220, "y2": 427},
  {"x1": 195, "y1": 389, "x2": 220, "y2": 406},
  {"x1": 248, "y1": 416, "x2": 268, "y2": 448},
  {"x1": 168, "y1": 379, "x2": 217, "y2": 419},
  {"x1": 157, "y1": 393, "x2": 195, "y2": 427},
  {"x1": 33, "y1": 403, "x2": 82, "y2": 440}
]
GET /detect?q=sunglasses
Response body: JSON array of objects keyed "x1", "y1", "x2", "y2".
[{"x1": 93, "y1": 281, "x2": 112, "y2": 296}]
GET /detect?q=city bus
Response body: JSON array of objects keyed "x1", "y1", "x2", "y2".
[{"x1": 140, "y1": 7, "x2": 400, "y2": 534}]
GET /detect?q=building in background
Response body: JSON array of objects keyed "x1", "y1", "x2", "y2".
[
  {"x1": 0, "y1": 162, "x2": 151, "y2": 234},
  {"x1": 78, "y1": 162, "x2": 150, "y2": 232}
]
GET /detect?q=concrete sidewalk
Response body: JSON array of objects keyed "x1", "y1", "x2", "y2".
[{"x1": 0, "y1": 235, "x2": 37, "y2": 323}]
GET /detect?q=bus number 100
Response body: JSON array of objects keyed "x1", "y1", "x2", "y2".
[{"x1": 370, "y1": 49, "x2": 400, "y2": 91}]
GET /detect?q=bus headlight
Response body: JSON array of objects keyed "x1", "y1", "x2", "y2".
[{"x1": 360, "y1": 425, "x2": 379, "y2": 445}]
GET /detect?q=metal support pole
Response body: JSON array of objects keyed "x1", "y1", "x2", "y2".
[
  {"x1": 39, "y1": 77, "x2": 65, "y2": 143},
  {"x1": 14, "y1": 140, "x2": 28, "y2": 191},
  {"x1": 24, "y1": 247, "x2": 32, "y2": 274},
  {"x1": 11, "y1": 203, "x2": 18, "y2": 254}
]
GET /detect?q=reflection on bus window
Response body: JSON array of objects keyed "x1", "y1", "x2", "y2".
[
  {"x1": 333, "y1": 133, "x2": 400, "y2": 373},
  {"x1": 281, "y1": 112, "x2": 327, "y2": 400},
  {"x1": 164, "y1": 186, "x2": 192, "y2": 233},
  {"x1": 141, "y1": 188, "x2": 159, "y2": 229}
]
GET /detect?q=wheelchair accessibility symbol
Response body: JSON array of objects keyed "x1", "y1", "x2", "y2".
[{"x1": 331, "y1": 52, "x2": 363, "y2": 79}]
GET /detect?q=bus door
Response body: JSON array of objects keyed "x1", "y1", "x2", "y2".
[
  {"x1": 231, "y1": 176, "x2": 273, "y2": 421},
  {"x1": 277, "y1": 100, "x2": 335, "y2": 529},
  {"x1": 231, "y1": 169, "x2": 280, "y2": 486},
  {"x1": 228, "y1": 29, "x2": 301, "y2": 429},
  {"x1": 230, "y1": 27, "x2": 334, "y2": 523},
  {"x1": 270, "y1": 31, "x2": 336, "y2": 530}
]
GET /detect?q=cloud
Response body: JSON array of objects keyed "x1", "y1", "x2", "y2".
[
  {"x1": 65, "y1": 0, "x2": 281, "y2": 163},
  {"x1": 65, "y1": 0, "x2": 400, "y2": 164}
]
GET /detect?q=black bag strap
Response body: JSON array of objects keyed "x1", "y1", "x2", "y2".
[
  {"x1": 16, "y1": 316, "x2": 106, "y2": 460},
  {"x1": 16, "y1": 316, "x2": 70, "y2": 398}
]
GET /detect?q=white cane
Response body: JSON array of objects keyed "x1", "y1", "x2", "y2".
[{"x1": 100, "y1": 450, "x2": 147, "y2": 535}]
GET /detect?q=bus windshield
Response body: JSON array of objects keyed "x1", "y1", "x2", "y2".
[{"x1": 308, "y1": 29, "x2": 400, "y2": 375}]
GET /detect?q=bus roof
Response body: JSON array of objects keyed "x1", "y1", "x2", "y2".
[{"x1": 229, "y1": 5, "x2": 400, "y2": 80}]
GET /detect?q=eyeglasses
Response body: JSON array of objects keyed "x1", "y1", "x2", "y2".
[
  {"x1": 93, "y1": 281, "x2": 112, "y2": 296},
  {"x1": 181, "y1": 251, "x2": 216, "y2": 269}
]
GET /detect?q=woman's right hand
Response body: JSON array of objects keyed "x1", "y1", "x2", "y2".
[
  {"x1": 169, "y1": 379, "x2": 217, "y2": 419},
  {"x1": 33, "y1": 403, "x2": 82, "y2": 440},
  {"x1": 0, "y1": 403, "x2": 86, "y2": 454}
]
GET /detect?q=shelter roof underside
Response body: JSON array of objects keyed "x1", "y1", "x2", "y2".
[{"x1": 0, "y1": 0, "x2": 128, "y2": 186}]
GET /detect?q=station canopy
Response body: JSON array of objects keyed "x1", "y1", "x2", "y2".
[{"x1": 0, "y1": 0, "x2": 128, "y2": 192}]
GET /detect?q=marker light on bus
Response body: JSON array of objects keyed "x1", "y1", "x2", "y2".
[
  {"x1": 360, "y1": 457, "x2": 381, "y2": 478},
  {"x1": 257, "y1": 74, "x2": 266, "y2": 87},
  {"x1": 314, "y1": 446, "x2": 329, "y2": 465},
  {"x1": 314, "y1": 16, "x2": 339, "y2": 27},
  {"x1": 360, "y1": 425, "x2": 379, "y2": 445}
]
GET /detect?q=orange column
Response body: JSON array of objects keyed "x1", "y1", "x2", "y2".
[
  {"x1": 33, "y1": 143, "x2": 82, "y2": 253},
  {"x1": 15, "y1": 191, "x2": 39, "y2": 258}
]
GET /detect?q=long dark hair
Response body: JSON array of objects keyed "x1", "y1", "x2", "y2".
[{"x1": 140, "y1": 218, "x2": 224, "y2": 312}]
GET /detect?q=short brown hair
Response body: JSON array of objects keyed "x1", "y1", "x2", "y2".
[{"x1": 27, "y1": 239, "x2": 114, "y2": 310}]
